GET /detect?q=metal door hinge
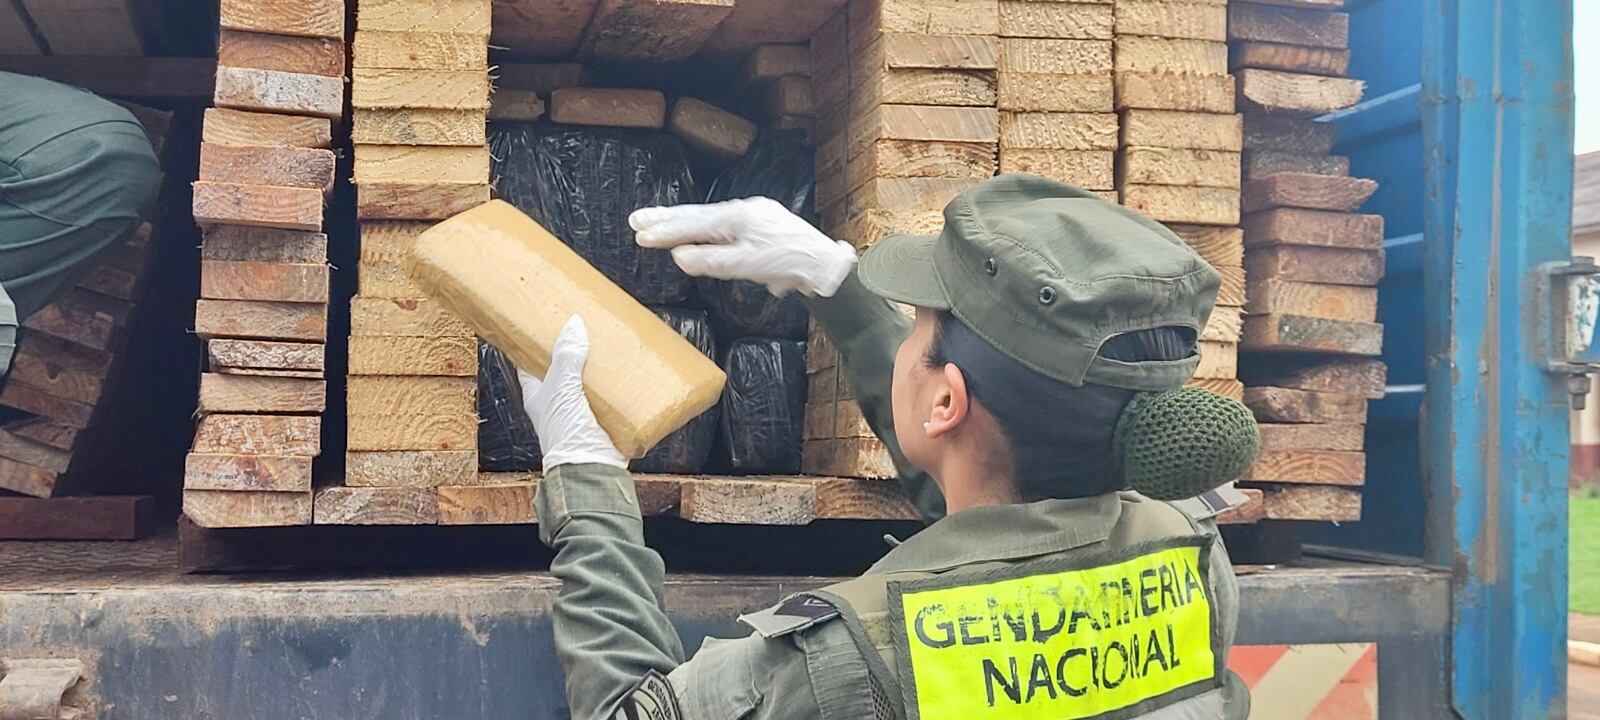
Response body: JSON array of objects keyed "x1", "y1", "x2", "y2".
[
  {"x1": 1540, "y1": 257, "x2": 1600, "y2": 409},
  {"x1": 0, "y1": 658, "x2": 85, "y2": 720}
]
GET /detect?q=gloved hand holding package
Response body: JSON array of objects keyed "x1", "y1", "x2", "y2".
[{"x1": 407, "y1": 200, "x2": 727, "y2": 460}]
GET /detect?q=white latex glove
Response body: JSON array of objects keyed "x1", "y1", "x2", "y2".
[
  {"x1": 515, "y1": 316, "x2": 627, "y2": 472},
  {"x1": 630, "y1": 196, "x2": 858, "y2": 297}
]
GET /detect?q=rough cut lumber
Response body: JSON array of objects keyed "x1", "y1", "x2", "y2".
[
  {"x1": 548, "y1": 88, "x2": 667, "y2": 129},
  {"x1": 1113, "y1": 0, "x2": 1227, "y2": 41},
  {"x1": 1185, "y1": 378, "x2": 1245, "y2": 401},
  {"x1": 1240, "y1": 356, "x2": 1386, "y2": 399},
  {"x1": 1242, "y1": 208, "x2": 1383, "y2": 250},
  {"x1": 1245, "y1": 151, "x2": 1350, "y2": 178},
  {"x1": 348, "y1": 398, "x2": 478, "y2": 452},
  {"x1": 1114, "y1": 72, "x2": 1234, "y2": 113},
  {"x1": 578, "y1": 0, "x2": 736, "y2": 63},
  {"x1": 315, "y1": 487, "x2": 440, "y2": 524},
  {"x1": 1243, "y1": 114, "x2": 1338, "y2": 154},
  {"x1": 1246, "y1": 278, "x2": 1377, "y2": 323},
  {"x1": 217, "y1": 30, "x2": 344, "y2": 78},
  {"x1": 0, "y1": 428, "x2": 71, "y2": 474},
  {"x1": 668, "y1": 98, "x2": 757, "y2": 161},
  {"x1": 203, "y1": 227, "x2": 327, "y2": 264},
  {"x1": 1230, "y1": 41, "x2": 1350, "y2": 77},
  {"x1": 489, "y1": 90, "x2": 547, "y2": 122},
  {"x1": 849, "y1": 177, "x2": 979, "y2": 213},
  {"x1": 1228, "y1": 2, "x2": 1349, "y2": 49},
  {"x1": 350, "y1": 297, "x2": 473, "y2": 337},
  {"x1": 1255, "y1": 485, "x2": 1361, "y2": 522},
  {"x1": 492, "y1": 0, "x2": 601, "y2": 58},
  {"x1": 360, "y1": 259, "x2": 422, "y2": 298},
  {"x1": 0, "y1": 457, "x2": 58, "y2": 498},
  {"x1": 1193, "y1": 340, "x2": 1238, "y2": 380},
  {"x1": 1170, "y1": 224, "x2": 1244, "y2": 267},
  {"x1": 193, "y1": 415, "x2": 321, "y2": 456},
  {"x1": 197, "y1": 373, "x2": 326, "y2": 414},
  {"x1": 1242, "y1": 173, "x2": 1377, "y2": 214},
  {"x1": 208, "y1": 339, "x2": 324, "y2": 372},
  {"x1": 1120, "y1": 110, "x2": 1242, "y2": 151},
  {"x1": 1243, "y1": 314, "x2": 1382, "y2": 356},
  {"x1": 194, "y1": 299, "x2": 328, "y2": 342},
  {"x1": 219, "y1": 0, "x2": 344, "y2": 38},
  {"x1": 1215, "y1": 488, "x2": 1267, "y2": 525},
  {"x1": 1242, "y1": 450, "x2": 1365, "y2": 486},
  {"x1": 437, "y1": 483, "x2": 536, "y2": 524},
  {"x1": 346, "y1": 450, "x2": 478, "y2": 487},
  {"x1": 76, "y1": 264, "x2": 139, "y2": 301},
  {"x1": 351, "y1": 69, "x2": 490, "y2": 110},
  {"x1": 998, "y1": 149, "x2": 1113, "y2": 189},
  {"x1": 839, "y1": 210, "x2": 946, "y2": 249},
  {"x1": 1120, "y1": 185, "x2": 1240, "y2": 226},
  {"x1": 357, "y1": 183, "x2": 491, "y2": 220},
  {"x1": 21, "y1": 303, "x2": 114, "y2": 351},
  {"x1": 353, "y1": 109, "x2": 486, "y2": 146},
  {"x1": 1201, "y1": 306, "x2": 1245, "y2": 343},
  {"x1": 998, "y1": 39, "x2": 1112, "y2": 75},
  {"x1": 353, "y1": 145, "x2": 491, "y2": 186},
  {"x1": 192, "y1": 181, "x2": 323, "y2": 232},
  {"x1": 679, "y1": 478, "x2": 818, "y2": 525},
  {"x1": 200, "y1": 144, "x2": 335, "y2": 192},
  {"x1": 740, "y1": 44, "x2": 811, "y2": 87},
  {"x1": 213, "y1": 66, "x2": 344, "y2": 119},
  {"x1": 8, "y1": 352, "x2": 103, "y2": 405},
  {"x1": 200, "y1": 261, "x2": 329, "y2": 304},
  {"x1": 8, "y1": 418, "x2": 79, "y2": 452},
  {"x1": 1243, "y1": 245, "x2": 1383, "y2": 286},
  {"x1": 1216, "y1": 266, "x2": 1246, "y2": 306},
  {"x1": 353, "y1": 31, "x2": 487, "y2": 70},
  {"x1": 347, "y1": 376, "x2": 475, "y2": 417},
  {"x1": 21, "y1": 331, "x2": 113, "y2": 379},
  {"x1": 348, "y1": 336, "x2": 477, "y2": 376},
  {"x1": 696, "y1": 0, "x2": 848, "y2": 59},
  {"x1": 496, "y1": 62, "x2": 588, "y2": 92},
  {"x1": 850, "y1": 0, "x2": 1002, "y2": 43},
  {"x1": 1258, "y1": 423, "x2": 1365, "y2": 452},
  {"x1": 999, "y1": 112, "x2": 1118, "y2": 150},
  {"x1": 858, "y1": 33, "x2": 999, "y2": 70},
  {"x1": 1120, "y1": 147, "x2": 1240, "y2": 188},
  {"x1": 1236, "y1": 69, "x2": 1364, "y2": 116},
  {"x1": 1245, "y1": 386, "x2": 1367, "y2": 424},
  {"x1": 204, "y1": 108, "x2": 332, "y2": 149},
  {"x1": 185, "y1": 453, "x2": 313, "y2": 492},
  {"x1": 802, "y1": 437, "x2": 896, "y2": 479},
  {"x1": 408, "y1": 201, "x2": 727, "y2": 458},
  {"x1": 999, "y1": 1, "x2": 1112, "y2": 39},
  {"x1": 845, "y1": 140, "x2": 998, "y2": 193},
  {"x1": 852, "y1": 105, "x2": 999, "y2": 149},
  {"x1": 0, "y1": 496, "x2": 156, "y2": 540},
  {"x1": 799, "y1": 477, "x2": 917, "y2": 520},
  {"x1": 998, "y1": 73, "x2": 1112, "y2": 113},
  {"x1": 1113, "y1": 36, "x2": 1227, "y2": 76},
  {"x1": 184, "y1": 490, "x2": 312, "y2": 527},
  {"x1": 358, "y1": 0, "x2": 491, "y2": 35},
  {"x1": 765, "y1": 75, "x2": 813, "y2": 117}
]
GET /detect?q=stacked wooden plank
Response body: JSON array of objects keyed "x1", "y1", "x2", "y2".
[
  {"x1": 1229, "y1": 0, "x2": 1380, "y2": 523},
  {"x1": 739, "y1": 43, "x2": 815, "y2": 135},
  {"x1": 324, "y1": 0, "x2": 503, "y2": 526},
  {"x1": 1110, "y1": 0, "x2": 1244, "y2": 401},
  {"x1": 802, "y1": 0, "x2": 1000, "y2": 479},
  {"x1": 184, "y1": 0, "x2": 343, "y2": 528},
  {"x1": 997, "y1": 0, "x2": 1115, "y2": 197}
]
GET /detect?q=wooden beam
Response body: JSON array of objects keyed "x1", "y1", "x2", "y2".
[
  {"x1": 1243, "y1": 245, "x2": 1383, "y2": 286},
  {"x1": 346, "y1": 450, "x2": 478, "y2": 487},
  {"x1": 1120, "y1": 185, "x2": 1240, "y2": 226},
  {"x1": 999, "y1": 38, "x2": 1113, "y2": 75},
  {"x1": 347, "y1": 376, "x2": 475, "y2": 416},
  {"x1": 184, "y1": 489, "x2": 312, "y2": 527},
  {"x1": 199, "y1": 143, "x2": 336, "y2": 192},
  {"x1": 8, "y1": 351, "x2": 103, "y2": 405},
  {"x1": 1114, "y1": 72, "x2": 1235, "y2": 113},
  {"x1": 0, "y1": 456, "x2": 56, "y2": 497},
  {"x1": 353, "y1": 31, "x2": 486, "y2": 70},
  {"x1": 495, "y1": 62, "x2": 588, "y2": 92},
  {"x1": 855, "y1": 104, "x2": 1000, "y2": 148},
  {"x1": 1217, "y1": 266, "x2": 1246, "y2": 307},
  {"x1": 6, "y1": 418, "x2": 78, "y2": 451},
  {"x1": 740, "y1": 44, "x2": 810, "y2": 87},
  {"x1": 1254, "y1": 484, "x2": 1361, "y2": 522},
  {"x1": 1241, "y1": 450, "x2": 1365, "y2": 486},
  {"x1": 999, "y1": 0, "x2": 1112, "y2": 39},
  {"x1": 204, "y1": 108, "x2": 332, "y2": 149},
  {"x1": 999, "y1": 112, "x2": 1117, "y2": 150},
  {"x1": 208, "y1": 339, "x2": 324, "y2": 372},
  {"x1": 1243, "y1": 172, "x2": 1377, "y2": 213},
  {"x1": 1169, "y1": 224, "x2": 1244, "y2": 267},
  {"x1": 1230, "y1": 41, "x2": 1350, "y2": 77},
  {"x1": 217, "y1": 29, "x2": 344, "y2": 77},
  {"x1": 0, "y1": 496, "x2": 156, "y2": 540},
  {"x1": 1239, "y1": 356, "x2": 1387, "y2": 399},
  {"x1": 1258, "y1": 423, "x2": 1366, "y2": 452},
  {"x1": 1112, "y1": 36, "x2": 1227, "y2": 76},
  {"x1": 197, "y1": 373, "x2": 325, "y2": 414},
  {"x1": 802, "y1": 437, "x2": 896, "y2": 479},
  {"x1": 315, "y1": 487, "x2": 440, "y2": 524},
  {"x1": 998, "y1": 73, "x2": 1112, "y2": 113},
  {"x1": 1201, "y1": 306, "x2": 1244, "y2": 343},
  {"x1": 346, "y1": 411, "x2": 480, "y2": 452},
  {"x1": 0, "y1": 427, "x2": 71, "y2": 473},
  {"x1": 848, "y1": 177, "x2": 979, "y2": 213},
  {"x1": 353, "y1": 109, "x2": 487, "y2": 146},
  {"x1": 1227, "y1": 2, "x2": 1348, "y2": 49},
  {"x1": 1245, "y1": 386, "x2": 1368, "y2": 424},
  {"x1": 1120, "y1": 109, "x2": 1242, "y2": 151},
  {"x1": 850, "y1": 0, "x2": 1000, "y2": 44},
  {"x1": 214, "y1": 66, "x2": 343, "y2": 118},
  {"x1": 1185, "y1": 378, "x2": 1245, "y2": 401},
  {"x1": 578, "y1": 0, "x2": 735, "y2": 63},
  {"x1": 185, "y1": 453, "x2": 313, "y2": 492},
  {"x1": 349, "y1": 297, "x2": 473, "y2": 337},
  {"x1": 356, "y1": 182, "x2": 490, "y2": 220},
  {"x1": 192, "y1": 181, "x2": 323, "y2": 232},
  {"x1": 353, "y1": 145, "x2": 491, "y2": 186},
  {"x1": 1242, "y1": 313, "x2": 1383, "y2": 355},
  {"x1": 1, "y1": 381, "x2": 93, "y2": 427},
  {"x1": 1245, "y1": 278, "x2": 1378, "y2": 323},
  {"x1": 1243, "y1": 114, "x2": 1338, "y2": 154},
  {"x1": 548, "y1": 88, "x2": 667, "y2": 129},
  {"x1": 1194, "y1": 340, "x2": 1238, "y2": 380},
  {"x1": 348, "y1": 335, "x2": 476, "y2": 376},
  {"x1": 194, "y1": 414, "x2": 321, "y2": 456},
  {"x1": 678, "y1": 478, "x2": 818, "y2": 525},
  {"x1": 202, "y1": 226, "x2": 327, "y2": 264},
  {"x1": 857, "y1": 33, "x2": 999, "y2": 71},
  {"x1": 195, "y1": 299, "x2": 327, "y2": 342},
  {"x1": 998, "y1": 149, "x2": 1112, "y2": 189},
  {"x1": 1242, "y1": 208, "x2": 1383, "y2": 250},
  {"x1": 219, "y1": 0, "x2": 344, "y2": 38},
  {"x1": 492, "y1": 0, "x2": 602, "y2": 58},
  {"x1": 1112, "y1": 0, "x2": 1226, "y2": 41},
  {"x1": 696, "y1": 0, "x2": 846, "y2": 59},
  {"x1": 1236, "y1": 68, "x2": 1364, "y2": 116},
  {"x1": 22, "y1": 302, "x2": 114, "y2": 351},
  {"x1": 357, "y1": 0, "x2": 490, "y2": 35},
  {"x1": 1120, "y1": 147, "x2": 1240, "y2": 188},
  {"x1": 437, "y1": 483, "x2": 535, "y2": 524},
  {"x1": 351, "y1": 68, "x2": 489, "y2": 110}
]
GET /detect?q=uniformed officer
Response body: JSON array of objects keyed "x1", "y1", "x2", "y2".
[
  {"x1": 519, "y1": 175, "x2": 1257, "y2": 719},
  {"x1": 0, "y1": 72, "x2": 160, "y2": 374}
]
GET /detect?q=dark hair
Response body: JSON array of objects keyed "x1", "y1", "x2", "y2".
[{"x1": 924, "y1": 311, "x2": 1195, "y2": 501}]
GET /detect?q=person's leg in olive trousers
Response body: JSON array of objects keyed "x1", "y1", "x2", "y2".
[{"x1": 0, "y1": 71, "x2": 160, "y2": 373}]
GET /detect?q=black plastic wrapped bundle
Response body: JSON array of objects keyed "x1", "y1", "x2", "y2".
[
  {"x1": 700, "y1": 130, "x2": 815, "y2": 340},
  {"x1": 720, "y1": 338, "x2": 807, "y2": 474},
  {"x1": 490, "y1": 124, "x2": 697, "y2": 305},
  {"x1": 476, "y1": 340, "x2": 540, "y2": 472},
  {"x1": 634, "y1": 308, "x2": 720, "y2": 474}
]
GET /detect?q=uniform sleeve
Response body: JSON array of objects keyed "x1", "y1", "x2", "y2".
[
  {"x1": 802, "y1": 272, "x2": 946, "y2": 522},
  {"x1": 668, "y1": 634, "x2": 824, "y2": 719},
  {"x1": 536, "y1": 462, "x2": 686, "y2": 720}
]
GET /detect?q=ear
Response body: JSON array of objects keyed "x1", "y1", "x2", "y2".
[{"x1": 925, "y1": 363, "x2": 971, "y2": 438}]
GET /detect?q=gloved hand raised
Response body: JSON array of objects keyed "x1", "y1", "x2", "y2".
[
  {"x1": 629, "y1": 197, "x2": 858, "y2": 298},
  {"x1": 516, "y1": 316, "x2": 627, "y2": 472}
]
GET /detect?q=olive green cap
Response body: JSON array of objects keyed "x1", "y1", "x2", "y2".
[{"x1": 857, "y1": 174, "x2": 1221, "y2": 391}]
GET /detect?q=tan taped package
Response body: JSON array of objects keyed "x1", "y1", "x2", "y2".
[{"x1": 407, "y1": 200, "x2": 726, "y2": 458}]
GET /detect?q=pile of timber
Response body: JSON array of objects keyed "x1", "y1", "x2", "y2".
[
  {"x1": 742, "y1": 44, "x2": 815, "y2": 135},
  {"x1": 803, "y1": 0, "x2": 1001, "y2": 480},
  {"x1": 1229, "y1": 0, "x2": 1380, "y2": 523},
  {"x1": 0, "y1": 105, "x2": 170, "y2": 503},
  {"x1": 184, "y1": 0, "x2": 343, "y2": 527},
  {"x1": 1112, "y1": 0, "x2": 1244, "y2": 401}
]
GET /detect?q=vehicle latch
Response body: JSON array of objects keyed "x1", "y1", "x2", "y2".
[{"x1": 1541, "y1": 257, "x2": 1600, "y2": 409}]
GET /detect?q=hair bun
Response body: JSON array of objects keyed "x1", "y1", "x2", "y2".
[{"x1": 1113, "y1": 387, "x2": 1261, "y2": 501}]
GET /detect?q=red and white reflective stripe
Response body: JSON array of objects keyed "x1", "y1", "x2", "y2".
[{"x1": 1226, "y1": 643, "x2": 1378, "y2": 719}]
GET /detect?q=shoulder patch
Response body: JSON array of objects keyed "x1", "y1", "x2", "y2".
[
  {"x1": 739, "y1": 593, "x2": 841, "y2": 638},
  {"x1": 1169, "y1": 484, "x2": 1251, "y2": 521},
  {"x1": 612, "y1": 670, "x2": 680, "y2": 720}
]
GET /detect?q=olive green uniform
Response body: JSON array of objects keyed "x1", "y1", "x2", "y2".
[
  {"x1": 535, "y1": 275, "x2": 1247, "y2": 720},
  {"x1": 0, "y1": 71, "x2": 160, "y2": 372}
]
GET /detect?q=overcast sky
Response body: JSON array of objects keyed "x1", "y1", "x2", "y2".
[{"x1": 1578, "y1": 0, "x2": 1596, "y2": 154}]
